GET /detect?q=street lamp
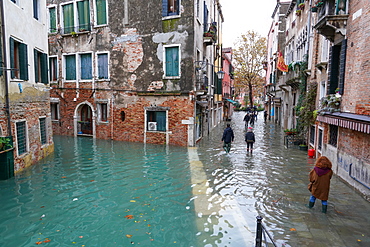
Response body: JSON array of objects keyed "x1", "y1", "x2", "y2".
[{"x1": 217, "y1": 70, "x2": 225, "y2": 80}]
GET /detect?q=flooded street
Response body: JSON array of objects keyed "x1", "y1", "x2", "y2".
[{"x1": 0, "y1": 111, "x2": 370, "y2": 246}]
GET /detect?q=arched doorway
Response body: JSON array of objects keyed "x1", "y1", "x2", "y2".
[{"x1": 78, "y1": 104, "x2": 93, "y2": 135}]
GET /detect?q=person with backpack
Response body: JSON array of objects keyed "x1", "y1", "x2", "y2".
[
  {"x1": 221, "y1": 124, "x2": 234, "y2": 153},
  {"x1": 245, "y1": 127, "x2": 255, "y2": 153}
]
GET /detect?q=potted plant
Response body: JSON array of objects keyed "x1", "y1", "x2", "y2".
[
  {"x1": 299, "y1": 144, "x2": 308, "y2": 151},
  {"x1": 0, "y1": 136, "x2": 13, "y2": 151},
  {"x1": 284, "y1": 128, "x2": 298, "y2": 135},
  {"x1": 296, "y1": 10, "x2": 302, "y2": 16},
  {"x1": 298, "y1": 3, "x2": 305, "y2": 10}
]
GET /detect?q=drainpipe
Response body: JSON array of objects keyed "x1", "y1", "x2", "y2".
[{"x1": 0, "y1": 0, "x2": 12, "y2": 137}]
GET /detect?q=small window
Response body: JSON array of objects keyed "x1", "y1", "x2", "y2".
[
  {"x1": 51, "y1": 102, "x2": 59, "y2": 120},
  {"x1": 96, "y1": 0, "x2": 107, "y2": 25},
  {"x1": 49, "y1": 57, "x2": 58, "y2": 82},
  {"x1": 318, "y1": 128, "x2": 323, "y2": 151},
  {"x1": 164, "y1": 46, "x2": 180, "y2": 77},
  {"x1": 49, "y1": 7, "x2": 57, "y2": 33},
  {"x1": 121, "y1": 111, "x2": 125, "y2": 121},
  {"x1": 16, "y1": 121, "x2": 27, "y2": 155},
  {"x1": 33, "y1": 0, "x2": 39, "y2": 20},
  {"x1": 79, "y1": 53, "x2": 92, "y2": 80},
  {"x1": 97, "y1": 53, "x2": 109, "y2": 79},
  {"x1": 328, "y1": 124, "x2": 338, "y2": 147},
  {"x1": 34, "y1": 49, "x2": 48, "y2": 84},
  {"x1": 98, "y1": 103, "x2": 108, "y2": 122},
  {"x1": 64, "y1": 54, "x2": 76, "y2": 80},
  {"x1": 39, "y1": 118, "x2": 47, "y2": 145},
  {"x1": 309, "y1": 125, "x2": 315, "y2": 145},
  {"x1": 147, "y1": 111, "x2": 166, "y2": 131},
  {"x1": 162, "y1": 0, "x2": 180, "y2": 17},
  {"x1": 10, "y1": 37, "x2": 28, "y2": 80}
]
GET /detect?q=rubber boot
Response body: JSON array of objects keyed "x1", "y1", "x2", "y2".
[
  {"x1": 322, "y1": 205, "x2": 327, "y2": 213},
  {"x1": 307, "y1": 201, "x2": 315, "y2": 208}
]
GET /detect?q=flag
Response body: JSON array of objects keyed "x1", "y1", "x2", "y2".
[{"x1": 277, "y1": 51, "x2": 288, "y2": 72}]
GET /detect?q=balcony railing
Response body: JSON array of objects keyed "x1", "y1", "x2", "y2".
[{"x1": 195, "y1": 75, "x2": 208, "y2": 92}]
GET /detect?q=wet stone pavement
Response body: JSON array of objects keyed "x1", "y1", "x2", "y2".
[{"x1": 196, "y1": 111, "x2": 370, "y2": 246}]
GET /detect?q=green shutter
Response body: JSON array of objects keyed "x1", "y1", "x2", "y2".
[
  {"x1": 41, "y1": 53, "x2": 48, "y2": 84},
  {"x1": 156, "y1": 111, "x2": 166, "y2": 131},
  {"x1": 165, "y1": 47, "x2": 179, "y2": 77},
  {"x1": 78, "y1": 0, "x2": 90, "y2": 31},
  {"x1": 49, "y1": 7, "x2": 56, "y2": 33},
  {"x1": 96, "y1": 0, "x2": 107, "y2": 25},
  {"x1": 34, "y1": 49, "x2": 39, "y2": 82},
  {"x1": 80, "y1": 54, "x2": 92, "y2": 79},
  {"x1": 63, "y1": 3, "x2": 74, "y2": 33},
  {"x1": 65, "y1": 55, "x2": 76, "y2": 80},
  {"x1": 19, "y1": 43, "x2": 28, "y2": 81},
  {"x1": 9, "y1": 37, "x2": 15, "y2": 78}
]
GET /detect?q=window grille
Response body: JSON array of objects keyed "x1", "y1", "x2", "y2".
[
  {"x1": 328, "y1": 124, "x2": 338, "y2": 147},
  {"x1": 318, "y1": 129, "x2": 323, "y2": 151},
  {"x1": 16, "y1": 121, "x2": 27, "y2": 155},
  {"x1": 40, "y1": 118, "x2": 47, "y2": 145}
]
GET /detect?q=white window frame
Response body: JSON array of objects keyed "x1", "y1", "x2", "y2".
[
  {"x1": 63, "y1": 53, "x2": 77, "y2": 81},
  {"x1": 48, "y1": 5, "x2": 58, "y2": 34},
  {"x1": 50, "y1": 98, "x2": 60, "y2": 121},
  {"x1": 163, "y1": 44, "x2": 181, "y2": 79},
  {"x1": 49, "y1": 55, "x2": 58, "y2": 82},
  {"x1": 39, "y1": 116, "x2": 48, "y2": 145},
  {"x1": 93, "y1": 0, "x2": 109, "y2": 27},
  {"x1": 317, "y1": 126, "x2": 324, "y2": 154},
  {"x1": 162, "y1": 0, "x2": 181, "y2": 20},
  {"x1": 96, "y1": 100, "x2": 109, "y2": 123},
  {"x1": 15, "y1": 120, "x2": 29, "y2": 157},
  {"x1": 78, "y1": 52, "x2": 93, "y2": 81},
  {"x1": 96, "y1": 52, "x2": 110, "y2": 80}
]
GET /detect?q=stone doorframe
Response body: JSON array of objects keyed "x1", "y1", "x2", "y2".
[{"x1": 74, "y1": 101, "x2": 96, "y2": 138}]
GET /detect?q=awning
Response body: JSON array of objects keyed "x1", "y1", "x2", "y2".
[
  {"x1": 225, "y1": 98, "x2": 238, "y2": 105},
  {"x1": 317, "y1": 112, "x2": 370, "y2": 134}
]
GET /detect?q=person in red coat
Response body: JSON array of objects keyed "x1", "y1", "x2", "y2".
[{"x1": 307, "y1": 156, "x2": 333, "y2": 213}]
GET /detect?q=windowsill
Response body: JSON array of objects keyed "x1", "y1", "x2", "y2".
[
  {"x1": 146, "y1": 130, "x2": 166, "y2": 133},
  {"x1": 95, "y1": 78, "x2": 110, "y2": 82},
  {"x1": 10, "y1": 78, "x2": 24, "y2": 82},
  {"x1": 97, "y1": 121, "x2": 109, "y2": 125},
  {"x1": 163, "y1": 76, "x2": 180, "y2": 80},
  {"x1": 94, "y1": 24, "x2": 108, "y2": 28},
  {"x1": 162, "y1": 15, "x2": 181, "y2": 20},
  {"x1": 79, "y1": 79, "x2": 93, "y2": 82},
  {"x1": 51, "y1": 120, "x2": 59, "y2": 123}
]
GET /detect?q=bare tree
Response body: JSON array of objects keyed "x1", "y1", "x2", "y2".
[{"x1": 233, "y1": 31, "x2": 267, "y2": 107}]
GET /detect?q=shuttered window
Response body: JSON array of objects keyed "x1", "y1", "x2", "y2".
[
  {"x1": 10, "y1": 37, "x2": 28, "y2": 80},
  {"x1": 165, "y1": 46, "x2": 179, "y2": 77},
  {"x1": 49, "y1": 57, "x2": 58, "y2": 81},
  {"x1": 65, "y1": 54, "x2": 76, "y2": 80},
  {"x1": 77, "y1": 0, "x2": 91, "y2": 31},
  {"x1": 34, "y1": 49, "x2": 48, "y2": 84},
  {"x1": 63, "y1": 3, "x2": 74, "y2": 34},
  {"x1": 16, "y1": 121, "x2": 27, "y2": 155},
  {"x1": 33, "y1": 0, "x2": 39, "y2": 20},
  {"x1": 39, "y1": 118, "x2": 47, "y2": 145},
  {"x1": 162, "y1": 0, "x2": 179, "y2": 17},
  {"x1": 49, "y1": 7, "x2": 57, "y2": 33},
  {"x1": 80, "y1": 53, "x2": 92, "y2": 80},
  {"x1": 97, "y1": 53, "x2": 108, "y2": 79},
  {"x1": 96, "y1": 0, "x2": 107, "y2": 25},
  {"x1": 147, "y1": 111, "x2": 166, "y2": 131}
]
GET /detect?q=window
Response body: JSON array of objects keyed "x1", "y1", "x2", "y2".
[
  {"x1": 164, "y1": 45, "x2": 180, "y2": 77},
  {"x1": 62, "y1": 3, "x2": 74, "y2": 34},
  {"x1": 49, "y1": 7, "x2": 57, "y2": 33},
  {"x1": 33, "y1": 0, "x2": 39, "y2": 20},
  {"x1": 328, "y1": 124, "x2": 338, "y2": 147},
  {"x1": 309, "y1": 125, "x2": 315, "y2": 145},
  {"x1": 98, "y1": 103, "x2": 108, "y2": 122},
  {"x1": 328, "y1": 39, "x2": 347, "y2": 94},
  {"x1": 10, "y1": 37, "x2": 28, "y2": 80},
  {"x1": 51, "y1": 102, "x2": 59, "y2": 121},
  {"x1": 77, "y1": 0, "x2": 91, "y2": 31},
  {"x1": 34, "y1": 49, "x2": 48, "y2": 84},
  {"x1": 39, "y1": 118, "x2": 47, "y2": 145},
  {"x1": 97, "y1": 53, "x2": 108, "y2": 79},
  {"x1": 49, "y1": 56, "x2": 58, "y2": 82},
  {"x1": 16, "y1": 121, "x2": 27, "y2": 155},
  {"x1": 79, "y1": 53, "x2": 92, "y2": 80},
  {"x1": 64, "y1": 54, "x2": 76, "y2": 80},
  {"x1": 96, "y1": 0, "x2": 107, "y2": 25},
  {"x1": 162, "y1": 0, "x2": 179, "y2": 17},
  {"x1": 147, "y1": 111, "x2": 166, "y2": 131},
  {"x1": 318, "y1": 128, "x2": 323, "y2": 151}
]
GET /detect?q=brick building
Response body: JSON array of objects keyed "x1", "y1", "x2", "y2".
[
  {"x1": 47, "y1": 0, "x2": 224, "y2": 147},
  {"x1": 0, "y1": 0, "x2": 54, "y2": 177}
]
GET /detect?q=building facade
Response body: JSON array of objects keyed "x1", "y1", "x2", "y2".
[
  {"x1": 47, "y1": 0, "x2": 224, "y2": 147},
  {"x1": 0, "y1": 0, "x2": 54, "y2": 177}
]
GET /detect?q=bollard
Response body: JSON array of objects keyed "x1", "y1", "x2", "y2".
[{"x1": 255, "y1": 216, "x2": 263, "y2": 247}]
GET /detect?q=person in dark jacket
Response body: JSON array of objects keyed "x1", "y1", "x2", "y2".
[
  {"x1": 245, "y1": 127, "x2": 255, "y2": 153},
  {"x1": 243, "y1": 113, "x2": 250, "y2": 128},
  {"x1": 221, "y1": 124, "x2": 234, "y2": 153},
  {"x1": 307, "y1": 156, "x2": 333, "y2": 213}
]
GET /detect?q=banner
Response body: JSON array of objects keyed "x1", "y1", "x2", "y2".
[{"x1": 277, "y1": 51, "x2": 288, "y2": 72}]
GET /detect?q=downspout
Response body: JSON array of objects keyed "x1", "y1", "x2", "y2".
[{"x1": 0, "y1": 0, "x2": 12, "y2": 137}]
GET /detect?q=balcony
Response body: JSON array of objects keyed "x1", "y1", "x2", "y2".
[
  {"x1": 313, "y1": 0, "x2": 348, "y2": 42},
  {"x1": 195, "y1": 75, "x2": 208, "y2": 93}
]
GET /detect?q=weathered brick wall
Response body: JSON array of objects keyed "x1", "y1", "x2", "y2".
[{"x1": 343, "y1": 0, "x2": 370, "y2": 114}]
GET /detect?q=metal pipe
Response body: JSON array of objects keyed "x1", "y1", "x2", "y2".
[
  {"x1": 0, "y1": 0, "x2": 12, "y2": 137},
  {"x1": 255, "y1": 216, "x2": 263, "y2": 247}
]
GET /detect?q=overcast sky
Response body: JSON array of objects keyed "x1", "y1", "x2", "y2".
[{"x1": 220, "y1": 0, "x2": 277, "y2": 48}]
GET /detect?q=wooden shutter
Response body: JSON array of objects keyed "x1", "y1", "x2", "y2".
[
  {"x1": 165, "y1": 47, "x2": 179, "y2": 77},
  {"x1": 203, "y1": 2, "x2": 208, "y2": 33},
  {"x1": 33, "y1": 0, "x2": 38, "y2": 20},
  {"x1": 327, "y1": 45, "x2": 340, "y2": 94},
  {"x1": 98, "y1": 54, "x2": 108, "y2": 79},
  {"x1": 63, "y1": 3, "x2": 74, "y2": 33},
  {"x1": 338, "y1": 39, "x2": 347, "y2": 94},
  {"x1": 80, "y1": 54, "x2": 92, "y2": 79},
  {"x1": 156, "y1": 111, "x2": 166, "y2": 131},
  {"x1": 78, "y1": 0, "x2": 90, "y2": 31},
  {"x1": 65, "y1": 55, "x2": 76, "y2": 80},
  {"x1": 9, "y1": 37, "x2": 15, "y2": 78},
  {"x1": 19, "y1": 43, "x2": 28, "y2": 81},
  {"x1": 41, "y1": 53, "x2": 48, "y2": 84},
  {"x1": 49, "y1": 7, "x2": 56, "y2": 33},
  {"x1": 96, "y1": 0, "x2": 107, "y2": 25},
  {"x1": 34, "y1": 49, "x2": 39, "y2": 82},
  {"x1": 162, "y1": 0, "x2": 168, "y2": 17}
]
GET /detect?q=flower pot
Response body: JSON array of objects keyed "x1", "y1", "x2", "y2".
[
  {"x1": 311, "y1": 7, "x2": 318, "y2": 12},
  {"x1": 299, "y1": 145, "x2": 308, "y2": 151}
]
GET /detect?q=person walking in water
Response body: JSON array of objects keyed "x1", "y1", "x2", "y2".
[
  {"x1": 243, "y1": 113, "x2": 250, "y2": 128},
  {"x1": 249, "y1": 113, "x2": 255, "y2": 126},
  {"x1": 307, "y1": 156, "x2": 333, "y2": 213},
  {"x1": 221, "y1": 124, "x2": 234, "y2": 153},
  {"x1": 245, "y1": 127, "x2": 255, "y2": 153}
]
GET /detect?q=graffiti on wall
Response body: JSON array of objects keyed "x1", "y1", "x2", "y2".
[{"x1": 338, "y1": 155, "x2": 370, "y2": 189}]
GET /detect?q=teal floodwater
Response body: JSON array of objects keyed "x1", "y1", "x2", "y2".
[{"x1": 1, "y1": 111, "x2": 370, "y2": 247}]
